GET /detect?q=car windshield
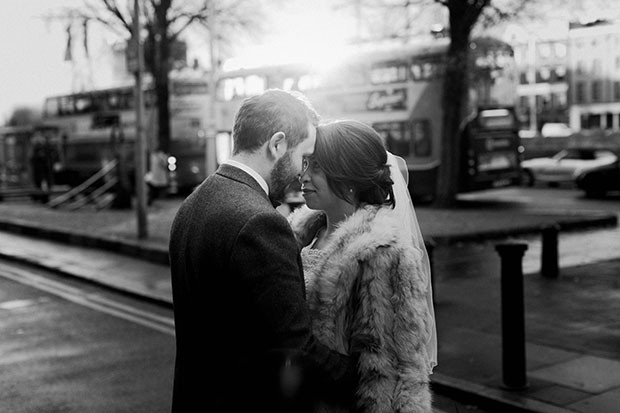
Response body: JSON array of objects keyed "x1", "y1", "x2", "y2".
[
  {"x1": 552, "y1": 148, "x2": 618, "y2": 161},
  {"x1": 553, "y1": 149, "x2": 596, "y2": 160},
  {"x1": 553, "y1": 149, "x2": 580, "y2": 160}
]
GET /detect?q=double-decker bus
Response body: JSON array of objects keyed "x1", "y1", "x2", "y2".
[
  {"x1": 214, "y1": 36, "x2": 521, "y2": 201},
  {"x1": 41, "y1": 72, "x2": 210, "y2": 193}
]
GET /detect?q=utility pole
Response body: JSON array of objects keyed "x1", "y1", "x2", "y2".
[
  {"x1": 205, "y1": 20, "x2": 218, "y2": 178},
  {"x1": 133, "y1": 0, "x2": 148, "y2": 239}
]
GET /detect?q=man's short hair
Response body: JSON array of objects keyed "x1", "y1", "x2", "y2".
[{"x1": 232, "y1": 89, "x2": 319, "y2": 155}]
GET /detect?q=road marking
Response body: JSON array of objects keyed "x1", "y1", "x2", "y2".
[
  {"x1": 0, "y1": 298, "x2": 37, "y2": 310},
  {"x1": 0, "y1": 262, "x2": 175, "y2": 336}
]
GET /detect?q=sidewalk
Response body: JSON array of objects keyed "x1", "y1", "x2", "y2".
[{"x1": 0, "y1": 196, "x2": 618, "y2": 412}]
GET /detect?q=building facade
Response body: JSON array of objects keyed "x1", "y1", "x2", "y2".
[
  {"x1": 568, "y1": 20, "x2": 620, "y2": 131},
  {"x1": 503, "y1": 24, "x2": 569, "y2": 133}
]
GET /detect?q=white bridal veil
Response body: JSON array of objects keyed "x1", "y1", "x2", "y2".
[{"x1": 387, "y1": 152, "x2": 437, "y2": 374}]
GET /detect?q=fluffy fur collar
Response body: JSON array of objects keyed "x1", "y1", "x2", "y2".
[{"x1": 289, "y1": 204, "x2": 422, "y2": 262}]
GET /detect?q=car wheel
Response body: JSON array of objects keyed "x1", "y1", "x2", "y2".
[{"x1": 521, "y1": 169, "x2": 534, "y2": 187}]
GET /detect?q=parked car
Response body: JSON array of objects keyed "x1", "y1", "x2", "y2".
[
  {"x1": 575, "y1": 157, "x2": 620, "y2": 198},
  {"x1": 541, "y1": 122, "x2": 573, "y2": 138},
  {"x1": 520, "y1": 147, "x2": 618, "y2": 187}
]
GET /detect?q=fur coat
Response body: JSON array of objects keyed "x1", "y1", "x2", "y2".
[{"x1": 289, "y1": 205, "x2": 433, "y2": 413}]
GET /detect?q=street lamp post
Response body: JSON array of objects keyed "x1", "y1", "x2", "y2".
[
  {"x1": 133, "y1": 0, "x2": 148, "y2": 239},
  {"x1": 204, "y1": 19, "x2": 218, "y2": 179}
]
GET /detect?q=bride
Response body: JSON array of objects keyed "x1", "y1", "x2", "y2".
[{"x1": 289, "y1": 119, "x2": 437, "y2": 412}]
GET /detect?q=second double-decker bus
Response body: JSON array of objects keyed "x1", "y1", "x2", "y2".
[
  {"x1": 215, "y1": 35, "x2": 521, "y2": 201},
  {"x1": 42, "y1": 71, "x2": 210, "y2": 193}
]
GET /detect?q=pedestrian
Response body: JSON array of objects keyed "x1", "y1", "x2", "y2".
[
  {"x1": 29, "y1": 133, "x2": 48, "y2": 190},
  {"x1": 169, "y1": 89, "x2": 357, "y2": 412},
  {"x1": 145, "y1": 149, "x2": 169, "y2": 205},
  {"x1": 289, "y1": 119, "x2": 437, "y2": 412},
  {"x1": 110, "y1": 125, "x2": 132, "y2": 209}
]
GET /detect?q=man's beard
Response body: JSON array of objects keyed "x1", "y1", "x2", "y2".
[{"x1": 269, "y1": 152, "x2": 296, "y2": 204}]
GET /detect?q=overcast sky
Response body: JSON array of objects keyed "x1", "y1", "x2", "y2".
[{"x1": 0, "y1": 1, "x2": 84, "y2": 121}]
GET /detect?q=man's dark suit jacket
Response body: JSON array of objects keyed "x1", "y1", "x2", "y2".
[{"x1": 169, "y1": 164, "x2": 355, "y2": 412}]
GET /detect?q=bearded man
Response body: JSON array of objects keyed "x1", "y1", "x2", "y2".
[{"x1": 169, "y1": 89, "x2": 357, "y2": 412}]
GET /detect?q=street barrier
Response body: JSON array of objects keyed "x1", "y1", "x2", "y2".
[{"x1": 495, "y1": 242, "x2": 529, "y2": 390}]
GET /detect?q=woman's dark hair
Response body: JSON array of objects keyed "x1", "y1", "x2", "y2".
[
  {"x1": 313, "y1": 120, "x2": 395, "y2": 208},
  {"x1": 232, "y1": 89, "x2": 319, "y2": 155}
]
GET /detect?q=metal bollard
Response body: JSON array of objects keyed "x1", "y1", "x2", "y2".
[
  {"x1": 541, "y1": 224, "x2": 560, "y2": 279},
  {"x1": 495, "y1": 242, "x2": 529, "y2": 390}
]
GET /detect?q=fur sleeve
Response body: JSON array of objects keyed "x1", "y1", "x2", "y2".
[{"x1": 350, "y1": 245, "x2": 432, "y2": 412}]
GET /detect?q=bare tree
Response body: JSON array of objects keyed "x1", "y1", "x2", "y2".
[{"x1": 58, "y1": 0, "x2": 263, "y2": 153}]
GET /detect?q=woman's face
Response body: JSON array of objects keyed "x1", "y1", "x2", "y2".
[{"x1": 299, "y1": 157, "x2": 347, "y2": 211}]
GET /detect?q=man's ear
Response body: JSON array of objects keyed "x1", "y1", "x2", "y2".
[{"x1": 267, "y1": 131, "x2": 287, "y2": 158}]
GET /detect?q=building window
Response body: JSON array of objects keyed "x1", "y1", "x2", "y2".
[
  {"x1": 538, "y1": 43, "x2": 551, "y2": 59},
  {"x1": 553, "y1": 92, "x2": 567, "y2": 109},
  {"x1": 576, "y1": 82, "x2": 586, "y2": 103},
  {"x1": 591, "y1": 81, "x2": 602, "y2": 102},
  {"x1": 554, "y1": 43, "x2": 567, "y2": 58},
  {"x1": 615, "y1": 81, "x2": 620, "y2": 101},
  {"x1": 588, "y1": 114, "x2": 601, "y2": 129},
  {"x1": 606, "y1": 113, "x2": 613, "y2": 129},
  {"x1": 576, "y1": 61, "x2": 585, "y2": 75}
]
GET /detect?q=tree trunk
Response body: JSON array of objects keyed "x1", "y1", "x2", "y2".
[
  {"x1": 434, "y1": 0, "x2": 487, "y2": 208},
  {"x1": 434, "y1": 27, "x2": 469, "y2": 207}
]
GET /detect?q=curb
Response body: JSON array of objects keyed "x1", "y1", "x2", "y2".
[
  {"x1": 0, "y1": 213, "x2": 617, "y2": 266},
  {"x1": 431, "y1": 373, "x2": 576, "y2": 413},
  {"x1": 0, "y1": 248, "x2": 173, "y2": 309},
  {"x1": 428, "y1": 213, "x2": 618, "y2": 245},
  {"x1": 0, "y1": 218, "x2": 169, "y2": 265}
]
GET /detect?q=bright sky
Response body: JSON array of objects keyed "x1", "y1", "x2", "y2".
[
  {"x1": 0, "y1": 0, "x2": 356, "y2": 124},
  {"x1": 0, "y1": 1, "x2": 84, "y2": 122}
]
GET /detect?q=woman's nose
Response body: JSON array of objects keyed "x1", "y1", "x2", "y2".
[{"x1": 298, "y1": 171, "x2": 309, "y2": 183}]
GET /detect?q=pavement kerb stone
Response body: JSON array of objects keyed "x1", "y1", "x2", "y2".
[
  {"x1": 0, "y1": 217, "x2": 170, "y2": 265},
  {"x1": 430, "y1": 373, "x2": 577, "y2": 413},
  {"x1": 0, "y1": 212, "x2": 616, "y2": 267},
  {"x1": 428, "y1": 213, "x2": 618, "y2": 246}
]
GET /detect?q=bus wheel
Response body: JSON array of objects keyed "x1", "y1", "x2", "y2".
[{"x1": 521, "y1": 169, "x2": 534, "y2": 187}]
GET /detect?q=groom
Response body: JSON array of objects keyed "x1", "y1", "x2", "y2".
[{"x1": 169, "y1": 89, "x2": 357, "y2": 412}]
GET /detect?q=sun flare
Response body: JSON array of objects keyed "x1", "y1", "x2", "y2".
[{"x1": 223, "y1": 3, "x2": 356, "y2": 72}]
